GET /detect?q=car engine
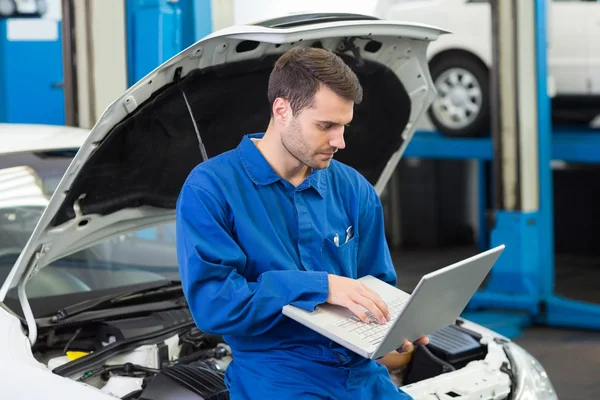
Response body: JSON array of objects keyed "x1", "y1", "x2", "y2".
[
  {"x1": 44, "y1": 326, "x2": 232, "y2": 399},
  {"x1": 32, "y1": 307, "x2": 232, "y2": 400},
  {"x1": 34, "y1": 307, "x2": 489, "y2": 400},
  {"x1": 135, "y1": 362, "x2": 229, "y2": 400},
  {"x1": 131, "y1": 328, "x2": 232, "y2": 400}
]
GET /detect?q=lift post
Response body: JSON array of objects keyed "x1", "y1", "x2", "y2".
[
  {"x1": 465, "y1": 0, "x2": 600, "y2": 335},
  {"x1": 468, "y1": 0, "x2": 547, "y2": 313}
]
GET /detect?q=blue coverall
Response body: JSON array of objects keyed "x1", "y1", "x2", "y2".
[{"x1": 176, "y1": 133, "x2": 412, "y2": 399}]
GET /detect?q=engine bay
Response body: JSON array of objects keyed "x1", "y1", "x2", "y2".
[
  {"x1": 32, "y1": 308, "x2": 231, "y2": 399},
  {"x1": 68, "y1": 330, "x2": 232, "y2": 400},
  {"x1": 30, "y1": 306, "x2": 493, "y2": 400}
]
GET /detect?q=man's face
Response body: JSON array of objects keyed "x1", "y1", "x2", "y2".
[{"x1": 280, "y1": 85, "x2": 354, "y2": 170}]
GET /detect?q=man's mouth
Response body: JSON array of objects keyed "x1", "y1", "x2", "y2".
[
  {"x1": 318, "y1": 149, "x2": 337, "y2": 157},
  {"x1": 317, "y1": 152, "x2": 335, "y2": 160}
]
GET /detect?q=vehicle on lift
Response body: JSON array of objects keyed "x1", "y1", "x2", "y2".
[
  {"x1": 0, "y1": 14, "x2": 557, "y2": 400},
  {"x1": 375, "y1": 0, "x2": 600, "y2": 137}
]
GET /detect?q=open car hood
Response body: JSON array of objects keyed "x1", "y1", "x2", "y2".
[{"x1": 0, "y1": 14, "x2": 447, "y2": 306}]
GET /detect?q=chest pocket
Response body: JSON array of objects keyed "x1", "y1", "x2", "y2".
[{"x1": 321, "y1": 233, "x2": 358, "y2": 278}]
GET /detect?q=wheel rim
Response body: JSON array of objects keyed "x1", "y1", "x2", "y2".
[{"x1": 431, "y1": 67, "x2": 483, "y2": 130}]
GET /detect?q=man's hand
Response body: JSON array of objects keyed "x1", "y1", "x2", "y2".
[
  {"x1": 326, "y1": 274, "x2": 390, "y2": 324},
  {"x1": 397, "y1": 337, "x2": 429, "y2": 354}
]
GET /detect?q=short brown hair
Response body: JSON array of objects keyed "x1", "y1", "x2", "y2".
[{"x1": 267, "y1": 47, "x2": 363, "y2": 115}]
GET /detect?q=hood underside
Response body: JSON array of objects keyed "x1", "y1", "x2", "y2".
[
  {"x1": 54, "y1": 52, "x2": 411, "y2": 225},
  {"x1": 1, "y1": 15, "x2": 447, "y2": 299}
]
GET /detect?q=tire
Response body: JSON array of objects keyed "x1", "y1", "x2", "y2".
[
  {"x1": 36, "y1": 0, "x2": 47, "y2": 16},
  {"x1": 0, "y1": 0, "x2": 16, "y2": 17},
  {"x1": 427, "y1": 54, "x2": 491, "y2": 138}
]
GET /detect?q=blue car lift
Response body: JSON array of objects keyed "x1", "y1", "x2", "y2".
[{"x1": 404, "y1": 0, "x2": 600, "y2": 338}]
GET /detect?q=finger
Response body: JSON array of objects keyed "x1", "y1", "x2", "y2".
[
  {"x1": 345, "y1": 300, "x2": 369, "y2": 323},
  {"x1": 414, "y1": 336, "x2": 429, "y2": 346},
  {"x1": 397, "y1": 340, "x2": 413, "y2": 353},
  {"x1": 351, "y1": 293, "x2": 386, "y2": 324},
  {"x1": 359, "y1": 285, "x2": 390, "y2": 321},
  {"x1": 361, "y1": 283, "x2": 383, "y2": 299}
]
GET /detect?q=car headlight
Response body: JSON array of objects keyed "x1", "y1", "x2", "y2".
[{"x1": 506, "y1": 342, "x2": 558, "y2": 400}]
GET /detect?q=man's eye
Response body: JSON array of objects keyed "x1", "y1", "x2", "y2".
[{"x1": 320, "y1": 124, "x2": 332, "y2": 130}]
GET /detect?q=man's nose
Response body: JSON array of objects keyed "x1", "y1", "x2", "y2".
[{"x1": 329, "y1": 127, "x2": 346, "y2": 149}]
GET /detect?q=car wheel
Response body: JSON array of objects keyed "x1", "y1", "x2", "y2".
[
  {"x1": 0, "y1": 0, "x2": 16, "y2": 17},
  {"x1": 36, "y1": 0, "x2": 47, "y2": 16},
  {"x1": 427, "y1": 54, "x2": 490, "y2": 137}
]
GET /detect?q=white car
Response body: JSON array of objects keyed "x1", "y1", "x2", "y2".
[
  {"x1": 374, "y1": 0, "x2": 600, "y2": 137},
  {"x1": 0, "y1": 14, "x2": 557, "y2": 400}
]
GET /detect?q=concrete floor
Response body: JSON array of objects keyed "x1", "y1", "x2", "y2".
[
  {"x1": 391, "y1": 246, "x2": 600, "y2": 400},
  {"x1": 515, "y1": 327, "x2": 600, "y2": 400}
]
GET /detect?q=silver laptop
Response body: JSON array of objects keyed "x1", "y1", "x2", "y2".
[{"x1": 282, "y1": 245, "x2": 505, "y2": 360}]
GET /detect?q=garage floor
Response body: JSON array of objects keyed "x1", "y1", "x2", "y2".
[{"x1": 391, "y1": 246, "x2": 600, "y2": 400}]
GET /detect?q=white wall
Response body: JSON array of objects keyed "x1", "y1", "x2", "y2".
[
  {"x1": 211, "y1": 0, "x2": 235, "y2": 31},
  {"x1": 74, "y1": 0, "x2": 128, "y2": 128}
]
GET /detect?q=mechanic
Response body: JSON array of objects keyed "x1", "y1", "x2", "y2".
[{"x1": 176, "y1": 46, "x2": 428, "y2": 399}]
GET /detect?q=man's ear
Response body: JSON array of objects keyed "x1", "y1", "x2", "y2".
[{"x1": 272, "y1": 97, "x2": 291, "y2": 125}]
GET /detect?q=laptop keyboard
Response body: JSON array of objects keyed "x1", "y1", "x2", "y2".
[{"x1": 334, "y1": 297, "x2": 407, "y2": 345}]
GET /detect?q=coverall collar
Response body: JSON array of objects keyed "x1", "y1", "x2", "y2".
[{"x1": 238, "y1": 133, "x2": 327, "y2": 198}]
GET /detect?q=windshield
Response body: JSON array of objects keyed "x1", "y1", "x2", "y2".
[
  {"x1": 0, "y1": 151, "x2": 179, "y2": 301},
  {"x1": 0, "y1": 151, "x2": 69, "y2": 261}
]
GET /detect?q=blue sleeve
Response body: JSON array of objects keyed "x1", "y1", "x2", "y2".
[
  {"x1": 356, "y1": 184, "x2": 398, "y2": 287},
  {"x1": 176, "y1": 181, "x2": 329, "y2": 337}
]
